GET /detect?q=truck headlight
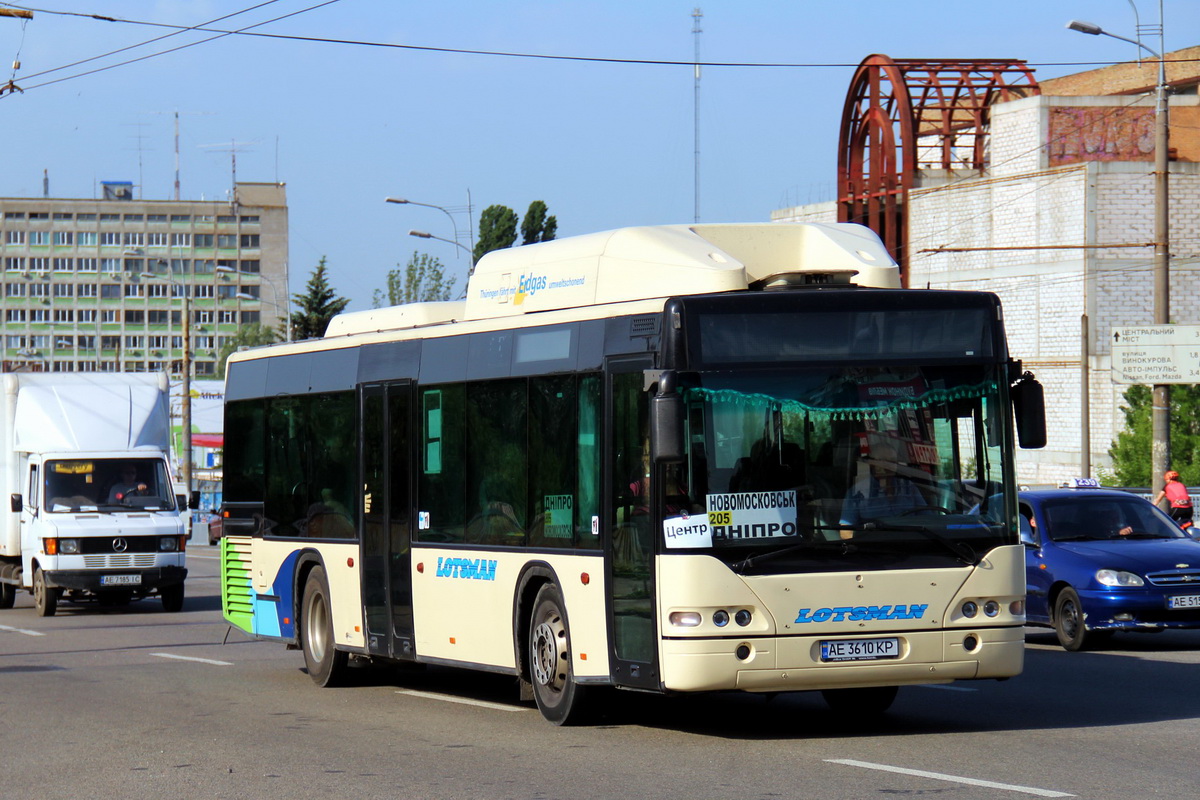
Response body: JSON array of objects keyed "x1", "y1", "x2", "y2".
[
  {"x1": 159, "y1": 536, "x2": 179, "y2": 552},
  {"x1": 59, "y1": 538, "x2": 80, "y2": 555}
]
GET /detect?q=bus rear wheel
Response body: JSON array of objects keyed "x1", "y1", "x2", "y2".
[
  {"x1": 302, "y1": 565, "x2": 348, "y2": 687},
  {"x1": 528, "y1": 583, "x2": 589, "y2": 725},
  {"x1": 33, "y1": 568, "x2": 57, "y2": 617}
]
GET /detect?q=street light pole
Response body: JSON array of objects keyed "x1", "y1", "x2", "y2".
[
  {"x1": 1068, "y1": 12, "x2": 1170, "y2": 496},
  {"x1": 408, "y1": 229, "x2": 474, "y2": 260},
  {"x1": 386, "y1": 195, "x2": 476, "y2": 270},
  {"x1": 181, "y1": 292, "x2": 192, "y2": 511}
]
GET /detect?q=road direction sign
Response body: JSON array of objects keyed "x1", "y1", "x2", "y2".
[{"x1": 1111, "y1": 325, "x2": 1200, "y2": 384}]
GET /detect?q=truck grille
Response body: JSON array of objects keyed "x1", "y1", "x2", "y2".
[{"x1": 83, "y1": 554, "x2": 158, "y2": 569}]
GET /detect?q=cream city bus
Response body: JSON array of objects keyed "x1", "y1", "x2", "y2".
[{"x1": 219, "y1": 222, "x2": 1046, "y2": 724}]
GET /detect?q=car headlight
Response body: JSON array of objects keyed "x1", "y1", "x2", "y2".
[
  {"x1": 59, "y1": 538, "x2": 80, "y2": 555},
  {"x1": 1096, "y1": 569, "x2": 1144, "y2": 587}
]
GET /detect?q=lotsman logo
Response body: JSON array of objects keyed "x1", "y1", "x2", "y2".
[{"x1": 794, "y1": 604, "x2": 929, "y2": 623}]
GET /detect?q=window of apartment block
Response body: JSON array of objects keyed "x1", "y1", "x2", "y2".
[
  {"x1": 149, "y1": 335, "x2": 169, "y2": 350},
  {"x1": 125, "y1": 361, "x2": 145, "y2": 371},
  {"x1": 53, "y1": 213, "x2": 73, "y2": 221},
  {"x1": 195, "y1": 361, "x2": 215, "y2": 376},
  {"x1": 195, "y1": 311, "x2": 213, "y2": 325},
  {"x1": 101, "y1": 232, "x2": 121, "y2": 246},
  {"x1": 193, "y1": 259, "x2": 214, "y2": 274},
  {"x1": 217, "y1": 215, "x2": 237, "y2": 224},
  {"x1": 238, "y1": 285, "x2": 260, "y2": 299},
  {"x1": 194, "y1": 285, "x2": 214, "y2": 299},
  {"x1": 123, "y1": 284, "x2": 145, "y2": 299},
  {"x1": 217, "y1": 234, "x2": 238, "y2": 249},
  {"x1": 28, "y1": 212, "x2": 48, "y2": 221},
  {"x1": 195, "y1": 215, "x2": 214, "y2": 223},
  {"x1": 4, "y1": 211, "x2": 24, "y2": 220},
  {"x1": 148, "y1": 310, "x2": 170, "y2": 325},
  {"x1": 98, "y1": 361, "x2": 118, "y2": 372},
  {"x1": 241, "y1": 310, "x2": 261, "y2": 325},
  {"x1": 5, "y1": 230, "x2": 24, "y2": 245},
  {"x1": 147, "y1": 214, "x2": 167, "y2": 223},
  {"x1": 123, "y1": 214, "x2": 143, "y2": 222},
  {"x1": 123, "y1": 233, "x2": 144, "y2": 247},
  {"x1": 101, "y1": 335, "x2": 120, "y2": 348},
  {"x1": 77, "y1": 232, "x2": 97, "y2": 246},
  {"x1": 76, "y1": 213, "x2": 95, "y2": 222},
  {"x1": 78, "y1": 309, "x2": 97, "y2": 323},
  {"x1": 219, "y1": 310, "x2": 237, "y2": 324},
  {"x1": 99, "y1": 213, "x2": 119, "y2": 222},
  {"x1": 77, "y1": 362, "x2": 97, "y2": 372},
  {"x1": 52, "y1": 284, "x2": 73, "y2": 298},
  {"x1": 30, "y1": 309, "x2": 49, "y2": 323},
  {"x1": 193, "y1": 234, "x2": 214, "y2": 248},
  {"x1": 77, "y1": 257, "x2": 97, "y2": 272},
  {"x1": 29, "y1": 258, "x2": 49, "y2": 272},
  {"x1": 147, "y1": 232, "x2": 168, "y2": 248},
  {"x1": 170, "y1": 214, "x2": 190, "y2": 223},
  {"x1": 170, "y1": 233, "x2": 191, "y2": 248},
  {"x1": 53, "y1": 258, "x2": 73, "y2": 271},
  {"x1": 4, "y1": 283, "x2": 25, "y2": 297},
  {"x1": 217, "y1": 285, "x2": 237, "y2": 300},
  {"x1": 4, "y1": 257, "x2": 23, "y2": 271},
  {"x1": 53, "y1": 232, "x2": 73, "y2": 246},
  {"x1": 77, "y1": 335, "x2": 95, "y2": 349},
  {"x1": 28, "y1": 283, "x2": 49, "y2": 298},
  {"x1": 100, "y1": 284, "x2": 121, "y2": 299},
  {"x1": 124, "y1": 335, "x2": 144, "y2": 349},
  {"x1": 55, "y1": 336, "x2": 73, "y2": 349},
  {"x1": 5, "y1": 310, "x2": 26, "y2": 322},
  {"x1": 147, "y1": 284, "x2": 170, "y2": 298},
  {"x1": 53, "y1": 307, "x2": 74, "y2": 322},
  {"x1": 52, "y1": 361, "x2": 75, "y2": 372},
  {"x1": 124, "y1": 310, "x2": 145, "y2": 324},
  {"x1": 124, "y1": 258, "x2": 143, "y2": 273},
  {"x1": 101, "y1": 311, "x2": 118, "y2": 324},
  {"x1": 239, "y1": 233, "x2": 260, "y2": 247},
  {"x1": 28, "y1": 232, "x2": 49, "y2": 246},
  {"x1": 195, "y1": 335, "x2": 214, "y2": 349},
  {"x1": 217, "y1": 260, "x2": 237, "y2": 274},
  {"x1": 5, "y1": 335, "x2": 26, "y2": 348},
  {"x1": 30, "y1": 335, "x2": 49, "y2": 348},
  {"x1": 99, "y1": 258, "x2": 119, "y2": 274},
  {"x1": 240, "y1": 215, "x2": 259, "y2": 224},
  {"x1": 239, "y1": 259, "x2": 260, "y2": 273}
]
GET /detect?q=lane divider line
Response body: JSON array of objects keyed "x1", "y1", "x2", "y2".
[
  {"x1": 150, "y1": 652, "x2": 233, "y2": 666},
  {"x1": 0, "y1": 624, "x2": 45, "y2": 637},
  {"x1": 826, "y1": 759, "x2": 1075, "y2": 798},
  {"x1": 395, "y1": 689, "x2": 526, "y2": 712}
]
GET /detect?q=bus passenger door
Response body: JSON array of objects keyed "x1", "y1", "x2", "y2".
[
  {"x1": 361, "y1": 381, "x2": 415, "y2": 659},
  {"x1": 606, "y1": 358, "x2": 661, "y2": 690}
]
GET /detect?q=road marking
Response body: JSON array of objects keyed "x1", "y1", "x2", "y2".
[
  {"x1": 0, "y1": 624, "x2": 45, "y2": 637},
  {"x1": 826, "y1": 759, "x2": 1074, "y2": 798},
  {"x1": 395, "y1": 689, "x2": 526, "y2": 712},
  {"x1": 915, "y1": 683, "x2": 976, "y2": 692},
  {"x1": 150, "y1": 652, "x2": 232, "y2": 666}
]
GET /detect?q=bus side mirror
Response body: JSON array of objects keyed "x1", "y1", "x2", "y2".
[
  {"x1": 190, "y1": 490, "x2": 200, "y2": 511},
  {"x1": 1011, "y1": 371, "x2": 1047, "y2": 449},
  {"x1": 651, "y1": 370, "x2": 685, "y2": 462},
  {"x1": 10, "y1": 494, "x2": 21, "y2": 513}
]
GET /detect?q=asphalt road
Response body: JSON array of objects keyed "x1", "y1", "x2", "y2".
[{"x1": 2, "y1": 546, "x2": 1199, "y2": 800}]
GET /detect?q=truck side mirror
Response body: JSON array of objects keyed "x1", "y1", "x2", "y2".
[
  {"x1": 10, "y1": 494, "x2": 21, "y2": 513},
  {"x1": 1011, "y1": 371, "x2": 1047, "y2": 449}
]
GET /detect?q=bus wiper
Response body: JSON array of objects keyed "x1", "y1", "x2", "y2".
[
  {"x1": 863, "y1": 520, "x2": 977, "y2": 565},
  {"x1": 731, "y1": 538, "x2": 856, "y2": 573}
]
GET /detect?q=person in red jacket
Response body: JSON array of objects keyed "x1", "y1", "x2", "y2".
[{"x1": 1153, "y1": 470, "x2": 1194, "y2": 531}]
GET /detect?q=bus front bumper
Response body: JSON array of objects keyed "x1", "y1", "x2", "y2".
[{"x1": 659, "y1": 626, "x2": 1024, "y2": 693}]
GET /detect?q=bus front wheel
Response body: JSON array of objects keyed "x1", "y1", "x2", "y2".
[
  {"x1": 301, "y1": 565, "x2": 348, "y2": 686},
  {"x1": 528, "y1": 583, "x2": 589, "y2": 725}
]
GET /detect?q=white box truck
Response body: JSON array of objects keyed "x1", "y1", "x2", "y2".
[{"x1": 0, "y1": 372, "x2": 188, "y2": 616}]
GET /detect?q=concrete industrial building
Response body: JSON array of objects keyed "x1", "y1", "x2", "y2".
[
  {"x1": 0, "y1": 181, "x2": 289, "y2": 376},
  {"x1": 774, "y1": 48, "x2": 1200, "y2": 486}
]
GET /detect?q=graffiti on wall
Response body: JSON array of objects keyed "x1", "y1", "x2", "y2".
[{"x1": 1047, "y1": 106, "x2": 1155, "y2": 165}]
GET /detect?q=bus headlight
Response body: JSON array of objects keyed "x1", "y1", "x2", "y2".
[
  {"x1": 668, "y1": 611, "x2": 702, "y2": 627},
  {"x1": 734, "y1": 609, "x2": 752, "y2": 627},
  {"x1": 713, "y1": 610, "x2": 730, "y2": 627},
  {"x1": 961, "y1": 601, "x2": 979, "y2": 618},
  {"x1": 984, "y1": 600, "x2": 1001, "y2": 617}
]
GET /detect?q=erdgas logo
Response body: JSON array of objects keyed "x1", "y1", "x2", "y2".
[
  {"x1": 514, "y1": 273, "x2": 548, "y2": 305},
  {"x1": 794, "y1": 604, "x2": 929, "y2": 623}
]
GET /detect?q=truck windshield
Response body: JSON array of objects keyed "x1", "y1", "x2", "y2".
[
  {"x1": 661, "y1": 364, "x2": 1014, "y2": 573},
  {"x1": 45, "y1": 458, "x2": 176, "y2": 512}
]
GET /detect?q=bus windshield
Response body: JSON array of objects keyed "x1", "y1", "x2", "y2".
[{"x1": 664, "y1": 364, "x2": 1013, "y2": 573}]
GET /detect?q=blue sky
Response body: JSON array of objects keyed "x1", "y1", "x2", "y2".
[{"x1": 0, "y1": 0, "x2": 1196, "y2": 310}]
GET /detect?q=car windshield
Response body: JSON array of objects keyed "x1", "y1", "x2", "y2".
[
  {"x1": 44, "y1": 458, "x2": 176, "y2": 512},
  {"x1": 1040, "y1": 495, "x2": 1186, "y2": 541},
  {"x1": 649, "y1": 364, "x2": 1016, "y2": 573}
]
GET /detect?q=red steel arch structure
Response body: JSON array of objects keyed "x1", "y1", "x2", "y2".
[{"x1": 837, "y1": 55, "x2": 1039, "y2": 285}]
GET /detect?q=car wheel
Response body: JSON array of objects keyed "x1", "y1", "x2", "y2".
[{"x1": 1053, "y1": 587, "x2": 1089, "y2": 651}]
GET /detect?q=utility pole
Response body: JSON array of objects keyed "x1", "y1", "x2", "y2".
[{"x1": 692, "y1": 8, "x2": 703, "y2": 224}]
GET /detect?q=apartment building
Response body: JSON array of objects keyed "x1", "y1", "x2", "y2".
[{"x1": 0, "y1": 181, "x2": 288, "y2": 376}]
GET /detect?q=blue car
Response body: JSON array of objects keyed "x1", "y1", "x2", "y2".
[{"x1": 1019, "y1": 486, "x2": 1200, "y2": 650}]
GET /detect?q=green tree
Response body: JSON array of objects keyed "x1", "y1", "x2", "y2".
[
  {"x1": 289, "y1": 256, "x2": 350, "y2": 340},
  {"x1": 473, "y1": 204, "x2": 518, "y2": 263},
  {"x1": 1109, "y1": 384, "x2": 1200, "y2": 486},
  {"x1": 372, "y1": 251, "x2": 457, "y2": 307},
  {"x1": 215, "y1": 322, "x2": 280, "y2": 379},
  {"x1": 520, "y1": 200, "x2": 557, "y2": 245}
]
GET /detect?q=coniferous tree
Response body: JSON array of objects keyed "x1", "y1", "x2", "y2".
[
  {"x1": 520, "y1": 200, "x2": 558, "y2": 245},
  {"x1": 289, "y1": 257, "x2": 350, "y2": 340},
  {"x1": 473, "y1": 205, "x2": 519, "y2": 263}
]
